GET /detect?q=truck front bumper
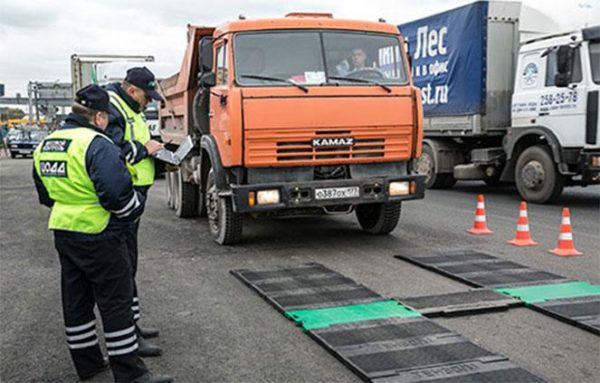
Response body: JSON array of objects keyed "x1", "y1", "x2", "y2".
[
  {"x1": 229, "y1": 174, "x2": 426, "y2": 213},
  {"x1": 580, "y1": 150, "x2": 600, "y2": 185}
]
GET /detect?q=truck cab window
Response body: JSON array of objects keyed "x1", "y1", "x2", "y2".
[
  {"x1": 235, "y1": 32, "x2": 325, "y2": 86},
  {"x1": 545, "y1": 46, "x2": 582, "y2": 86},
  {"x1": 216, "y1": 44, "x2": 228, "y2": 85},
  {"x1": 234, "y1": 31, "x2": 407, "y2": 87},
  {"x1": 323, "y1": 32, "x2": 408, "y2": 85}
]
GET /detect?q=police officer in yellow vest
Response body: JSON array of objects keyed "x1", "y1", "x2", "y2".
[
  {"x1": 105, "y1": 67, "x2": 164, "y2": 357},
  {"x1": 33, "y1": 85, "x2": 172, "y2": 383}
]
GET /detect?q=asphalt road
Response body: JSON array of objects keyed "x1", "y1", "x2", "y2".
[{"x1": 1, "y1": 157, "x2": 599, "y2": 382}]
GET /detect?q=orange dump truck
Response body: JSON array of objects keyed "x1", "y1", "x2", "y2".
[{"x1": 160, "y1": 13, "x2": 426, "y2": 244}]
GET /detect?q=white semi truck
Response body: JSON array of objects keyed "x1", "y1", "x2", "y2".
[{"x1": 400, "y1": 1, "x2": 599, "y2": 203}]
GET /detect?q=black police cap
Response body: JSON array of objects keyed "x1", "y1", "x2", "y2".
[
  {"x1": 75, "y1": 84, "x2": 110, "y2": 112},
  {"x1": 125, "y1": 67, "x2": 163, "y2": 101}
]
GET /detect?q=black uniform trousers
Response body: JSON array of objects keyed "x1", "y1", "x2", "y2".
[
  {"x1": 128, "y1": 185, "x2": 149, "y2": 325},
  {"x1": 55, "y1": 233, "x2": 148, "y2": 382}
]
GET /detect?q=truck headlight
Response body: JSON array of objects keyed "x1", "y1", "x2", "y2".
[
  {"x1": 389, "y1": 181, "x2": 410, "y2": 196},
  {"x1": 257, "y1": 190, "x2": 280, "y2": 205},
  {"x1": 592, "y1": 156, "x2": 600, "y2": 167}
]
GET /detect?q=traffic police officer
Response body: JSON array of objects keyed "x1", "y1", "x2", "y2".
[
  {"x1": 33, "y1": 85, "x2": 172, "y2": 383},
  {"x1": 105, "y1": 67, "x2": 164, "y2": 356}
]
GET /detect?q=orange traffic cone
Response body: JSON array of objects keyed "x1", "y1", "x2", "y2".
[
  {"x1": 467, "y1": 194, "x2": 493, "y2": 235},
  {"x1": 507, "y1": 202, "x2": 538, "y2": 246},
  {"x1": 549, "y1": 208, "x2": 582, "y2": 256}
]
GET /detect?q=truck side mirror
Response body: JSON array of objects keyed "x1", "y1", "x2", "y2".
[
  {"x1": 554, "y1": 45, "x2": 575, "y2": 87},
  {"x1": 199, "y1": 72, "x2": 216, "y2": 88},
  {"x1": 198, "y1": 37, "x2": 214, "y2": 74}
]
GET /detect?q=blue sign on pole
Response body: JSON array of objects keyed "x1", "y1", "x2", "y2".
[{"x1": 399, "y1": 1, "x2": 488, "y2": 116}]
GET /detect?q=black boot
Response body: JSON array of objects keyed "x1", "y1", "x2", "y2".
[
  {"x1": 78, "y1": 358, "x2": 109, "y2": 381},
  {"x1": 138, "y1": 326, "x2": 159, "y2": 339},
  {"x1": 138, "y1": 336, "x2": 162, "y2": 357},
  {"x1": 132, "y1": 372, "x2": 174, "y2": 383}
]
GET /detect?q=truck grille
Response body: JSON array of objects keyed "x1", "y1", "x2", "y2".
[{"x1": 245, "y1": 126, "x2": 412, "y2": 167}]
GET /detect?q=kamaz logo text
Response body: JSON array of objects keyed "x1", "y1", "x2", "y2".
[{"x1": 311, "y1": 137, "x2": 355, "y2": 148}]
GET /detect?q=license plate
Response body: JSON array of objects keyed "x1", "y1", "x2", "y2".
[{"x1": 315, "y1": 186, "x2": 360, "y2": 200}]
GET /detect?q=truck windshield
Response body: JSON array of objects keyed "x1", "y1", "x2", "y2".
[
  {"x1": 590, "y1": 42, "x2": 600, "y2": 85},
  {"x1": 234, "y1": 30, "x2": 407, "y2": 87}
]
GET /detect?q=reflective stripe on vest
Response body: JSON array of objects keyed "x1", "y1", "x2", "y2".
[
  {"x1": 108, "y1": 91, "x2": 155, "y2": 186},
  {"x1": 33, "y1": 128, "x2": 111, "y2": 234}
]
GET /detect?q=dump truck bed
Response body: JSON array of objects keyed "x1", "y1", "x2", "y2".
[{"x1": 159, "y1": 26, "x2": 215, "y2": 145}]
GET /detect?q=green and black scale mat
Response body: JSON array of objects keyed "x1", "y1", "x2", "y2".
[
  {"x1": 394, "y1": 250, "x2": 600, "y2": 335},
  {"x1": 231, "y1": 263, "x2": 545, "y2": 382}
]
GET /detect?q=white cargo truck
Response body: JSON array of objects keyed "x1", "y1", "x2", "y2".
[
  {"x1": 70, "y1": 54, "x2": 155, "y2": 94},
  {"x1": 400, "y1": 1, "x2": 600, "y2": 203}
]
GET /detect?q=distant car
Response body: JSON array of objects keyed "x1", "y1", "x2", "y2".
[{"x1": 7, "y1": 128, "x2": 48, "y2": 158}]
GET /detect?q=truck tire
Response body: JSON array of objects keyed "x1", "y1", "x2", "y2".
[
  {"x1": 173, "y1": 170, "x2": 181, "y2": 211},
  {"x1": 192, "y1": 89, "x2": 210, "y2": 135},
  {"x1": 418, "y1": 144, "x2": 456, "y2": 189},
  {"x1": 206, "y1": 167, "x2": 243, "y2": 245},
  {"x1": 175, "y1": 169, "x2": 198, "y2": 218},
  {"x1": 515, "y1": 145, "x2": 564, "y2": 204},
  {"x1": 355, "y1": 202, "x2": 401, "y2": 235},
  {"x1": 166, "y1": 171, "x2": 175, "y2": 209},
  {"x1": 197, "y1": 164, "x2": 207, "y2": 217}
]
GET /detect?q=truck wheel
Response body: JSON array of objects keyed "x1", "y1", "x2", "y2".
[
  {"x1": 10, "y1": 151, "x2": 16, "y2": 159},
  {"x1": 175, "y1": 169, "x2": 198, "y2": 218},
  {"x1": 515, "y1": 145, "x2": 564, "y2": 204},
  {"x1": 206, "y1": 168, "x2": 243, "y2": 245},
  {"x1": 166, "y1": 171, "x2": 175, "y2": 209},
  {"x1": 356, "y1": 202, "x2": 401, "y2": 234},
  {"x1": 197, "y1": 164, "x2": 207, "y2": 217},
  {"x1": 173, "y1": 170, "x2": 181, "y2": 211},
  {"x1": 418, "y1": 144, "x2": 456, "y2": 189}
]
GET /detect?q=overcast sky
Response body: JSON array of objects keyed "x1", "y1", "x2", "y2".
[{"x1": 0, "y1": 0, "x2": 598, "y2": 97}]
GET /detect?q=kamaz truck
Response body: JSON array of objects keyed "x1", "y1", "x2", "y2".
[
  {"x1": 400, "y1": 1, "x2": 600, "y2": 203},
  {"x1": 159, "y1": 13, "x2": 426, "y2": 244}
]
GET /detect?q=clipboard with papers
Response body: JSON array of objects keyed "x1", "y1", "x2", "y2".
[{"x1": 152, "y1": 135, "x2": 194, "y2": 166}]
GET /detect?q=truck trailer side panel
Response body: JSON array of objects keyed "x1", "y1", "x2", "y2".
[{"x1": 399, "y1": 1, "x2": 521, "y2": 135}]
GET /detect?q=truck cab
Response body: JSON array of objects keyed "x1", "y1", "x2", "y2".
[
  {"x1": 508, "y1": 26, "x2": 600, "y2": 201},
  {"x1": 160, "y1": 13, "x2": 426, "y2": 244}
]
